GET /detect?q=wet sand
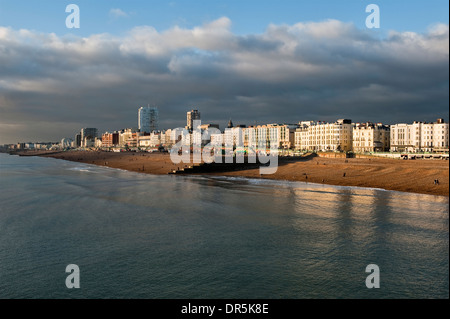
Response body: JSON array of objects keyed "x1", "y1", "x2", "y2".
[
  {"x1": 213, "y1": 156, "x2": 449, "y2": 197},
  {"x1": 34, "y1": 150, "x2": 449, "y2": 196}
]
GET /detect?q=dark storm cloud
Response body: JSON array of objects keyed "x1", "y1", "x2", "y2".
[{"x1": 0, "y1": 18, "x2": 448, "y2": 143}]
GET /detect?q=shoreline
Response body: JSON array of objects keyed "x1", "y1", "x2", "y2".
[
  {"x1": 210, "y1": 158, "x2": 449, "y2": 197},
  {"x1": 10, "y1": 150, "x2": 450, "y2": 197},
  {"x1": 204, "y1": 175, "x2": 435, "y2": 197}
]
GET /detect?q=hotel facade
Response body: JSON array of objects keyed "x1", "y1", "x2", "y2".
[
  {"x1": 243, "y1": 124, "x2": 297, "y2": 150},
  {"x1": 294, "y1": 119, "x2": 353, "y2": 152},
  {"x1": 390, "y1": 119, "x2": 449, "y2": 153},
  {"x1": 352, "y1": 122, "x2": 390, "y2": 153}
]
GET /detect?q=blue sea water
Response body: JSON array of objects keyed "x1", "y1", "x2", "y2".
[{"x1": 0, "y1": 153, "x2": 448, "y2": 298}]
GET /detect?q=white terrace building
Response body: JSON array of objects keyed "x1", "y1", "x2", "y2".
[
  {"x1": 352, "y1": 122, "x2": 390, "y2": 153},
  {"x1": 390, "y1": 119, "x2": 449, "y2": 153},
  {"x1": 243, "y1": 124, "x2": 297, "y2": 150},
  {"x1": 295, "y1": 119, "x2": 353, "y2": 152},
  {"x1": 224, "y1": 127, "x2": 245, "y2": 148}
]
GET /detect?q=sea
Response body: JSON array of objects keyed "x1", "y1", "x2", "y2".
[{"x1": 0, "y1": 152, "x2": 448, "y2": 299}]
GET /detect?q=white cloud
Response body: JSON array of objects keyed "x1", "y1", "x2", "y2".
[
  {"x1": 0, "y1": 18, "x2": 448, "y2": 143},
  {"x1": 1, "y1": 18, "x2": 448, "y2": 87},
  {"x1": 109, "y1": 8, "x2": 129, "y2": 18}
]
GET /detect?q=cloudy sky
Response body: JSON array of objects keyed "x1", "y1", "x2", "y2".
[{"x1": 0, "y1": 0, "x2": 448, "y2": 144}]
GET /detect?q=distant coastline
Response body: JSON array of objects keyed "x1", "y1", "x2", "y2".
[{"x1": 8, "y1": 150, "x2": 449, "y2": 197}]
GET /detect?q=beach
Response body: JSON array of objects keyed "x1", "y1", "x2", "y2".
[
  {"x1": 216, "y1": 156, "x2": 449, "y2": 197},
  {"x1": 16, "y1": 150, "x2": 449, "y2": 196}
]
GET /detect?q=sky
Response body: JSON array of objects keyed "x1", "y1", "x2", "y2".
[{"x1": 0, "y1": 0, "x2": 449, "y2": 143}]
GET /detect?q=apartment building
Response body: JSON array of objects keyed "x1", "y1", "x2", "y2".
[
  {"x1": 244, "y1": 124, "x2": 297, "y2": 150},
  {"x1": 353, "y1": 122, "x2": 390, "y2": 153},
  {"x1": 294, "y1": 119, "x2": 353, "y2": 152},
  {"x1": 102, "y1": 132, "x2": 119, "y2": 147},
  {"x1": 138, "y1": 106, "x2": 159, "y2": 133},
  {"x1": 390, "y1": 119, "x2": 449, "y2": 153}
]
